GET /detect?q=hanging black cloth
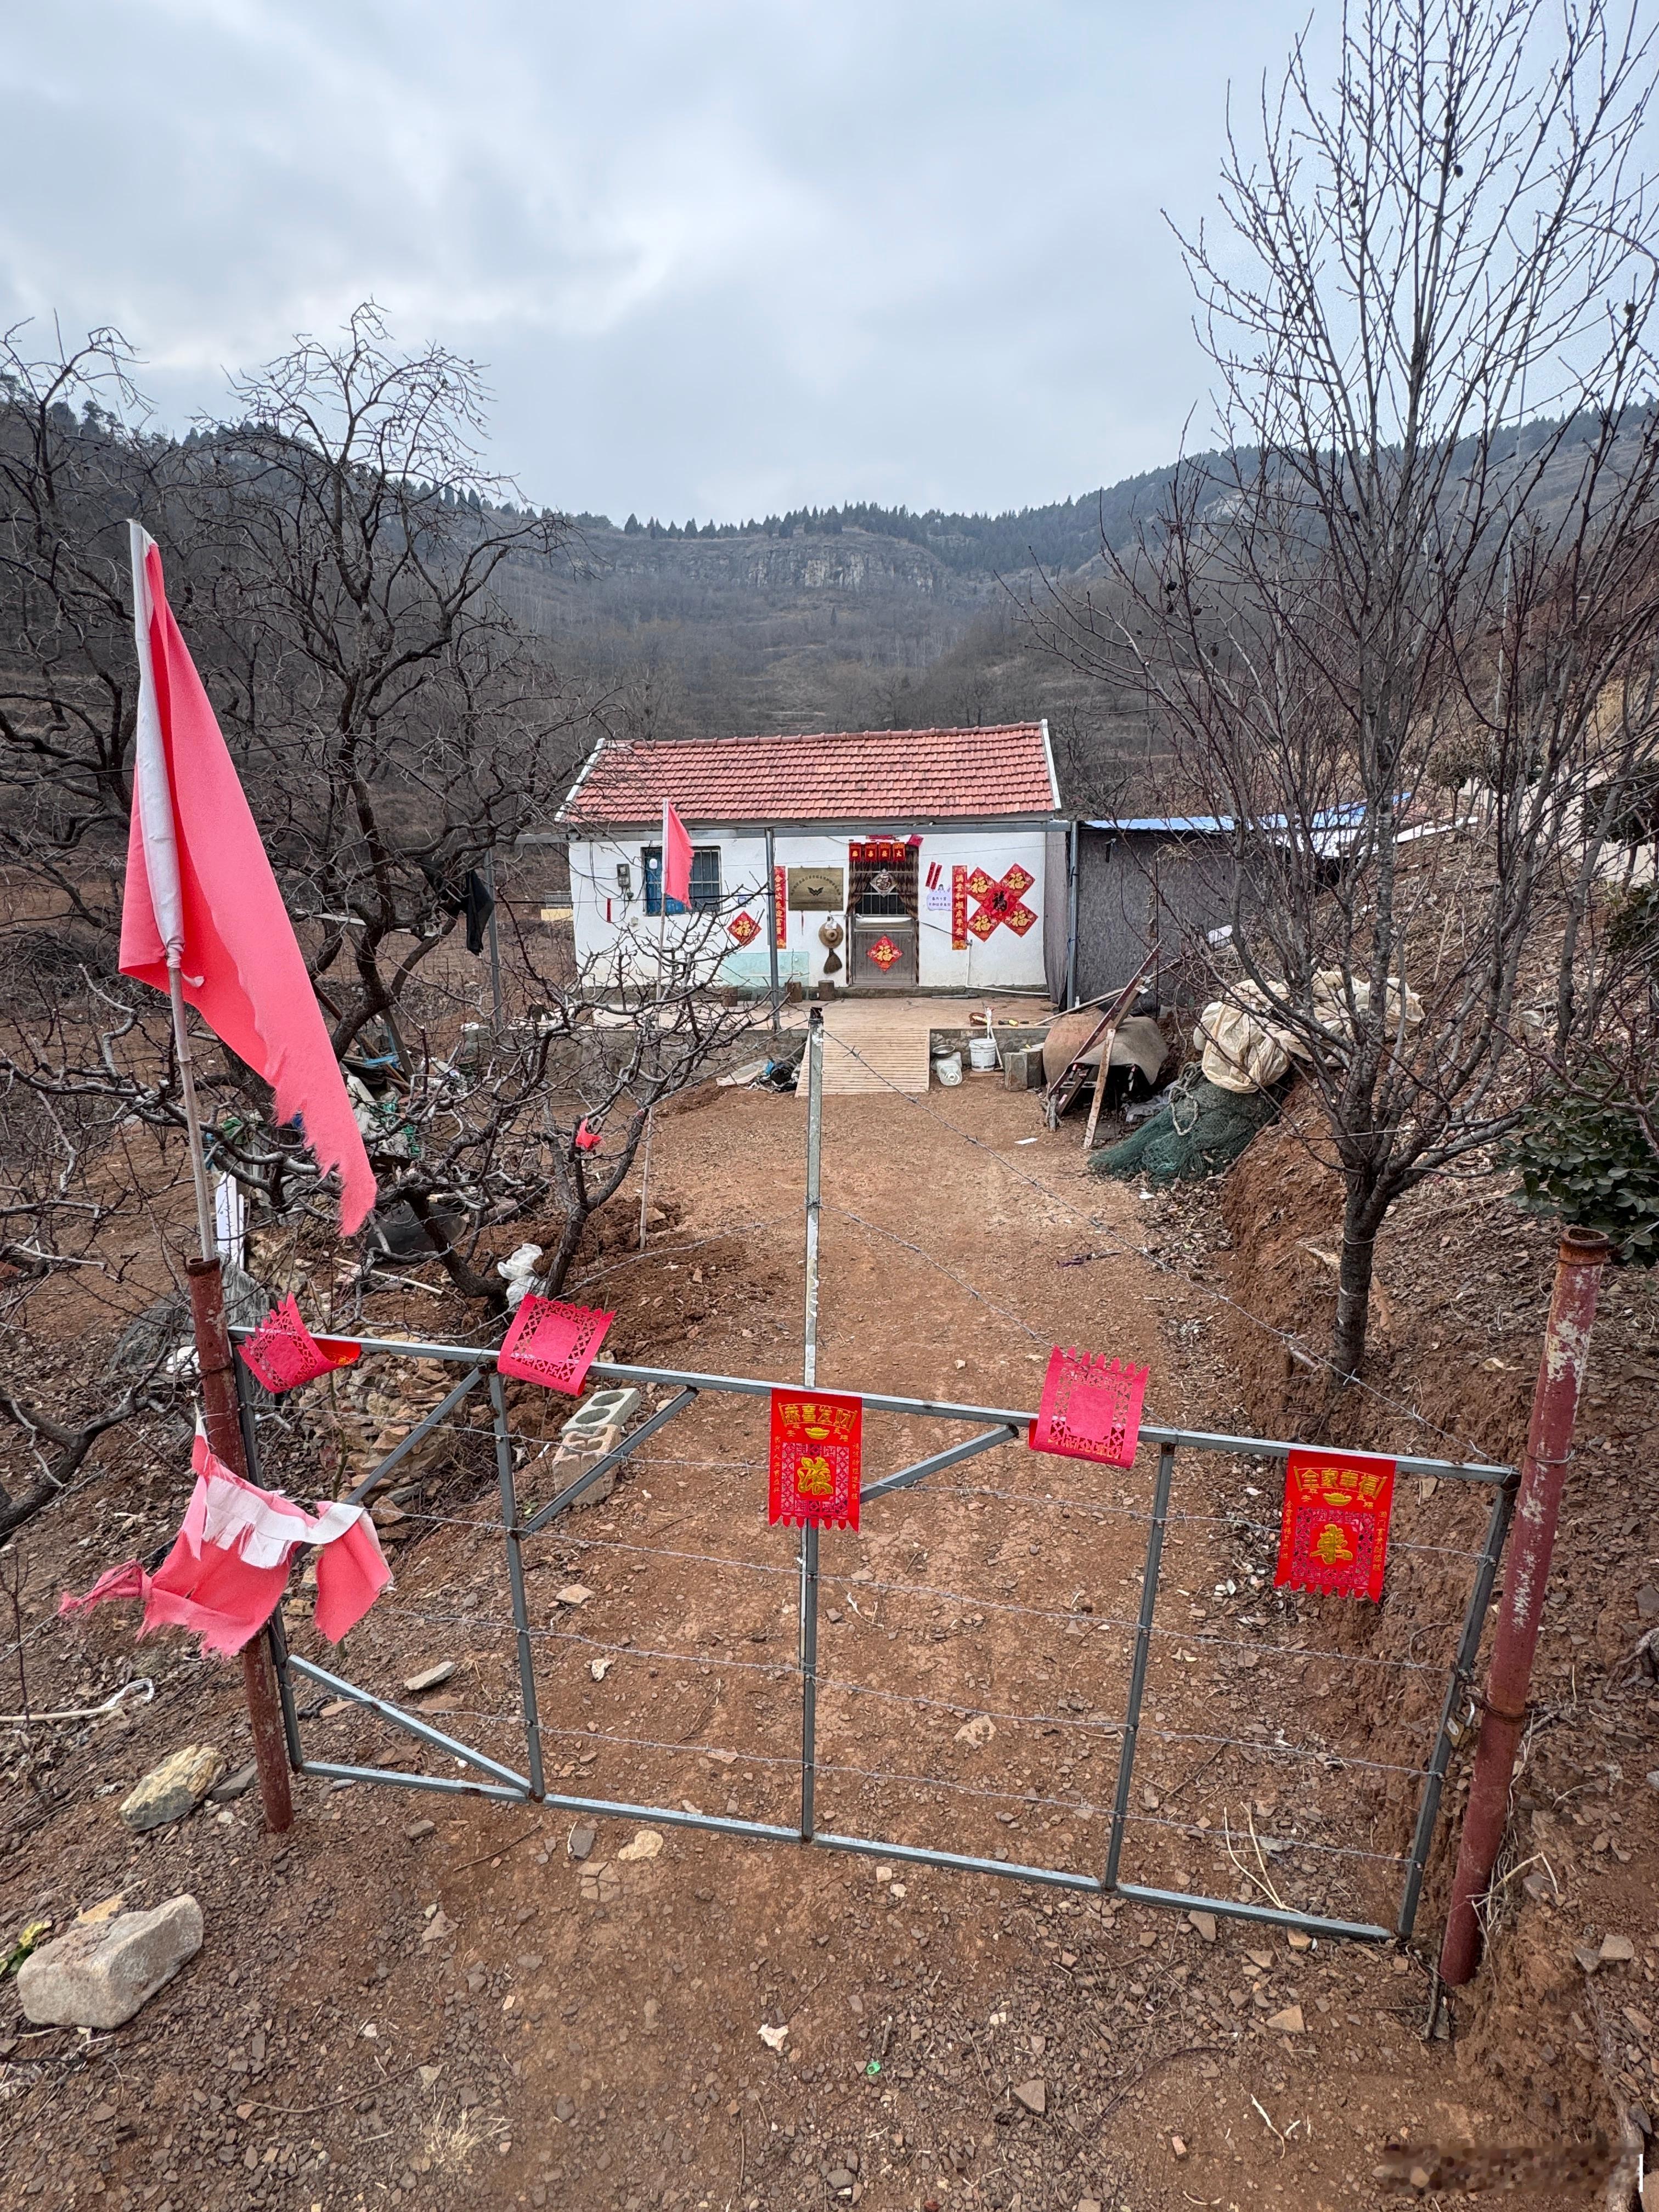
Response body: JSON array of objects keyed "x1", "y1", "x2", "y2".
[
  {"x1": 423, "y1": 859, "x2": 496, "y2": 956},
  {"x1": 459, "y1": 868, "x2": 495, "y2": 956}
]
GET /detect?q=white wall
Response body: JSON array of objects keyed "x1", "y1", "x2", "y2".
[{"x1": 567, "y1": 824, "x2": 1050, "y2": 992}]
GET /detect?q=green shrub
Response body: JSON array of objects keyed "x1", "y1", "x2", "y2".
[{"x1": 1508, "y1": 1081, "x2": 1659, "y2": 1263}]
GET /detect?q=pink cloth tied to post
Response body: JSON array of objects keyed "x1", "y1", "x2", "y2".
[{"x1": 60, "y1": 1426, "x2": 391, "y2": 1657}]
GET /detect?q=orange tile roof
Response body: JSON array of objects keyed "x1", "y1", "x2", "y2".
[{"x1": 562, "y1": 723, "x2": 1057, "y2": 826}]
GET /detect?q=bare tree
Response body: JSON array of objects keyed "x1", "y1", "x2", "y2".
[
  {"x1": 182, "y1": 304, "x2": 589, "y2": 1058},
  {"x1": 1032, "y1": 0, "x2": 1659, "y2": 1381}
]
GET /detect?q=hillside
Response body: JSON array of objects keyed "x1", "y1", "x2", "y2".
[{"x1": 490, "y1": 409, "x2": 1640, "y2": 795}]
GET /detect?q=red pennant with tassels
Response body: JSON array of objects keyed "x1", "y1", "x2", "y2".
[
  {"x1": 497, "y1": 1294, "x2": 614, "y2": 1395},
  {"x1": 1029, "y1": 1346, "x2": 1148, "y2": 1467},
  {"x1": 239, "y1": 1294, "x2": 360, "y2": 1395}
]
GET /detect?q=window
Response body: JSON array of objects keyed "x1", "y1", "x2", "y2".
[{"x1": 642, "y1": 844, "x2": 722, "y2": 915}]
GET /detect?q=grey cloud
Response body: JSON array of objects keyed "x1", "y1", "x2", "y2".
[{"x1": 1, "y1": 0, "x2": 1317, "y2": 516}]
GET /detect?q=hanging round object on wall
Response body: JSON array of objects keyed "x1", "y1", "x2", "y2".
[{"x1": 818, "y1": 917, "x2": 844, "y2": 974}]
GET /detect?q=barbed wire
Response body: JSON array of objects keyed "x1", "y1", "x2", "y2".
[
  {"x1": 316, "y1": 1696, "x2": 1407, "y2": 1865},
  {"x1": 819, "y1": 1028, "x2": 1504, "y2": 1466},
  {"x1": 369, "y1": 1599, "x2": 1432, "y2": 1779}
]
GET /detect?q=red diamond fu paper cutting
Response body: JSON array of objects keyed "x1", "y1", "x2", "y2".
[
  {"x1": 729, "y1": 909, "x2": 761, "y2": 946},
  {"x1": 1274, "y1": 1447, "x2": 1397, "y2": 1602},
  {"x1": 239, "y1": 1294, "x2": 361, "y2": 1395},
  {"x1": 768, "y1": 1389, "x2": 863, "y2": 1530},
  {"x1": 497, "y1": 1294, "x2": 615, "y2": 1395},
  {"x1": 1029, "y1": 1347, "x2": 1148, "y2": 1467}
]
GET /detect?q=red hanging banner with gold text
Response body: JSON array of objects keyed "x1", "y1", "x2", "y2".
[
  {"x1": 774, "y1": 865, "x2": 787, "y2": 947},
  {"x1": 950, "y1": 865, "x2": 968, "y2": 951},
  {"x1": 768, "y1": 1389, "x2": 863, "y2": 1530},
  {"x1": 1274, "y1": 1447, "x2": 1396, "y2": 1602}
]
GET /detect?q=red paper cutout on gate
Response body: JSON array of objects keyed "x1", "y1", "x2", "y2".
[
  {"x1": 1273, "y1": 1447, "x2": 1396, "y2": 1602},
  {"x1": 1028, "y1": 1347, "x2": 1148, "y2": 1466},
  {"x1": 729, "y1": 910, "x2": 761, "y2": 946},
  {"x1": 497, "y1": 1294, "x2": 615, "y2": 1395},
  {"x1": 866, "y1": 934, "x2": 902, "y2": 971},
  {"x1": 768, "y1": 1390, "x2": 863, "y2": 1529},
  {"x1": 239, "y1": 1294, "x2": 362, "y2": 1394},
  {"x1": 966, "y1": 864, "x2": 1037, "y2": 940}
]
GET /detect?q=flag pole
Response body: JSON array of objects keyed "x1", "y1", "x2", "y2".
[
  {"x1": 167, "y1": 957, "x2": 219, "y2": 1263},
  {"x1": 131, "y1": 524, "x2": 292, "y2": 1832}
]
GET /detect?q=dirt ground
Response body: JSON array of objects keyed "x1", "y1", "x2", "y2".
[{"x1": 1, "y1": 1067, "x2": 1653, "y2": 2210}]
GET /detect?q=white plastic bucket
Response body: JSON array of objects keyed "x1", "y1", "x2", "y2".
[
  {"x1": 933, "y1": 1051, "x2": 963, "y2": 1087},
  {"x1": 967, "y1": 1036, "x2": 998, "y2": 1071}
]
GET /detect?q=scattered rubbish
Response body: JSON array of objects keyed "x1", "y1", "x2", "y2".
[
  {"x1": 495, "y1": 1244, "x2": 544, "y2": 1308},
  {"x1": 0, "y1": 1677, "x2": 153, "y2": 1729}
]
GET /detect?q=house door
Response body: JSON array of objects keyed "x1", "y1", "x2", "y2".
[{"x1": 849, "y1": 839, "x2": 919, "y2": 989}]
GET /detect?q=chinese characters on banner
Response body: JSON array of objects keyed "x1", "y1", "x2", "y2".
[
  {"x1": 774, "y1": 865, "x2": 787, "y2": 947},
  {"x1": 950, "y1": 865, "x2": 969, "y2": 951},
  {"x1": 1028, "y1": 1347, "x2": 1148, "y2": 1466},
  {"x1": 1274, "y1": 1447, "x2": 1397, "y2": 1601},
  {"x1": 768, "y1": 1390, "x2": 864, "y2": 1529},
  {"x1": 965, "y1": 864, "x2": 1037, "y2": 939}
]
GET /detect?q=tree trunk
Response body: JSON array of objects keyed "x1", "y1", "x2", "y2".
[
  {"x1": 400, "y1": 1190, "x2": 504, "y2": 1309},
  {"x1": 1331, "y1": 1178, "x2": 1383, "y2": 1383}
]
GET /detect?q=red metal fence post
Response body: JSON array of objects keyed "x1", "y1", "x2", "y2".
[
  {"x1": 187, "y1": 1256, "x2": 294, "y2": 1835},
  {"x1": 1438, "y1": 1226, "x2": 1611, "y2": 1987}
]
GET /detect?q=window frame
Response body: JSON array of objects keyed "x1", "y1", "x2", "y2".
[{"x1": 642, "y1": 843, "x2": 723, "y2": 915}]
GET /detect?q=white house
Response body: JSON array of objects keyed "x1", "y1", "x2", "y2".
[{"x1": 559, "y1": 723, "x2": 1061, "y2": 996}]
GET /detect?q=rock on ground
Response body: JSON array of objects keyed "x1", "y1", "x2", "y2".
[
  {"x1": 120, "y1": 1745, "x2": 224, "y2": 1830},
  {"x1": 16, "y1": 1895, "x2": 203, "y2": 2029}
]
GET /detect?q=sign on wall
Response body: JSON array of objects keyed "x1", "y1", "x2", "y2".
[{"x1": 786, "y1": 867, "x2": 844, "y2": 911}]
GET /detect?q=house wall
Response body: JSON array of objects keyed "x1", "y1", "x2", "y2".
[
  {"x1": 1074, "y1": 828, "x2": 1240, "y2": 1005},
  {"x1": 568, "y1": 822, "x2": 1051, "y2": 992}
]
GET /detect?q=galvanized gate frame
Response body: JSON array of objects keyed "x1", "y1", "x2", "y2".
[{"x1": 233, "y1": 1013, "x2": 1514, "y2": 1948}]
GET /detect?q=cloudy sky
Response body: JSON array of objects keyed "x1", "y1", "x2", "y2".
[{"x1": 3, "y1": 1, "x2": 1320, "y2": 522}]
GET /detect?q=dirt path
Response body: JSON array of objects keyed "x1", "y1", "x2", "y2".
[{"x1": 0, "y1": 1075, "x2": 1590, "y2": 2210}]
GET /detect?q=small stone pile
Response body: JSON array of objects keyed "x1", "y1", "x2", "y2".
[{"x1": 300, "y1": 1347, "x2": 470, "y2": 1497}]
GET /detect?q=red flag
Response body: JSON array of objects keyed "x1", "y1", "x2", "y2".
[
  {"x1": 663, "y1": 800, "x2": 693, "y2": 909},
  {"x1": 119, "y1": 525, "x2": 376, "y2": 1234},
  {"x1": 1273, "y1": 1447, "x2": 1396, "y2": 1602}
]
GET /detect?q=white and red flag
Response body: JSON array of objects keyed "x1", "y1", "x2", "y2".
[
  {"x1": 662, "y1": 798, "x2": 693, "y2": 909},
  {"x1": 119, "y1": 523, "x2": 376, "y2": 1234}
]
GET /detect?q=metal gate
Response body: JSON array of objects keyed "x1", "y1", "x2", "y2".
[{"x1": 234, "y1": 1015, "x2": 1513, "y2": 1948}]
